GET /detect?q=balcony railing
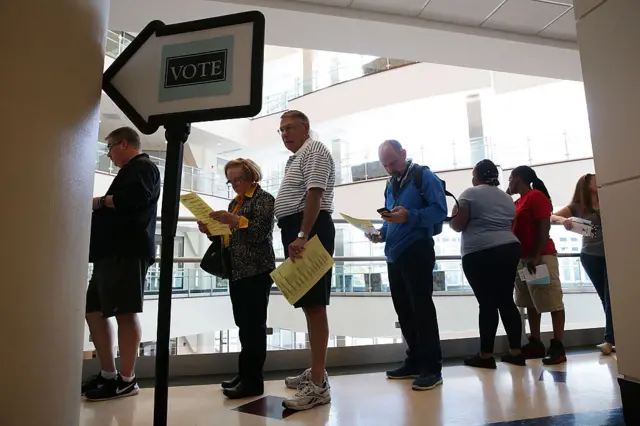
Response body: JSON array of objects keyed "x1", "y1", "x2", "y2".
[
  {"x1": 87, "y1": 218, "x2": 594, "y2": 300},
  {"x1": 105, "y1": 30, "x2": 132, "y2": 60},
  {"x1": 95, "y1": 142, "x2": 234, "y2": 199},
  {"x1": 254, "y1": 59, "x2": 418, "y2": 118},
  {"x1": 103, "y1": 35, "x2": 415, "y2": 119}
]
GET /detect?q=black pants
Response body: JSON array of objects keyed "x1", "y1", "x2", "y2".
[
  {"x1": 388, "y1": 239, "x2": 442, "y2": 375},
  {"x1": 229, "y1": 271, "x2": 273, "y2": 383},
  {"x1": 580, "y1": 253, "x2": 615, "y2": 345},
  {"x1": 462, "y1": 242, "x2": 522, "y2": 354}
]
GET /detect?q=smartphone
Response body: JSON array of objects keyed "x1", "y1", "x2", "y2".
[{"x1": 377, "y1": 207, "x2": 390, "y2": 214}]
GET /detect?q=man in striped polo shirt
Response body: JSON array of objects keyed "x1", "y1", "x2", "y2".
[{"x1": 274, "y1": 110, "x2": 335, "y2": 411}]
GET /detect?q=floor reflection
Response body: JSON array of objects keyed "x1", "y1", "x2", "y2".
[{"x1": 80, "y1": 352, "x2": 621, "y2": 426}]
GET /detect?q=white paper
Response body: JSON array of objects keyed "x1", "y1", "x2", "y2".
[
  {"x1": 569, "y1": 217, "x2": 593, "y2": 237},
  {"x1": 340, "y1": 213, "x2": 379, "y2": 235},
  {"x1": 555, "y1": 216, "x2": 593, "y2": 237},
  {"x1": 518, "y1": 264, "x2": 551, "y2": 285}
]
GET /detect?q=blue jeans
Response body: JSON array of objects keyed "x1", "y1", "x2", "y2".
[{"x1": 580, "y1": 253, "x2": 615, "y2": 345}]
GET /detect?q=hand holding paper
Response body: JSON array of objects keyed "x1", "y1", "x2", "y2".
[
  {"x1": 180, "y1": 192, "x2": 230, "y2": 236},
  {"x1": 519, "y1": 264, "x2": 550, "y2": 285},
  {"x1": 340, "y1": 213, "x2": 379, "y2": 235},
  {"x1": 271, "y1": 236, "x2": 334, "y2": 305}
]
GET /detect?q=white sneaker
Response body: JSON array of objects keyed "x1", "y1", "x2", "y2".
[
  {"x1": 598, "y1": 342, "x2": 614, "y2": 355},
  {"x1": 284, "y1": 368, "x2": 329, "y2": 389},
  {"x1": 282, "y1": 380, "x2": 331, "y2": 411}
]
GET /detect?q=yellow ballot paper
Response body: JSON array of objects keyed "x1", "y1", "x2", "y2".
[
  {"x1": 340, "y1": 213, "x2": 379, "y2": 235},
  {"x1": 270, "y1": 236, "x2": 335, "y2": 305},
  {"x1": 179, "y1": 192, "x2": 230, "y2": 236}
]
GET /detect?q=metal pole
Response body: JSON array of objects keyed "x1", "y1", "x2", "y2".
[{"x1": 153, "y1": 122, "x2": 190, "y2": 426}]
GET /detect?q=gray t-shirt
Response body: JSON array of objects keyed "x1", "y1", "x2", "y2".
[
  {"x1": 459, "y1": 185, "x2": 520, "y2": 257},
  {"x1": 568, "y1": 203, "x2": 605, "y2": 257}
]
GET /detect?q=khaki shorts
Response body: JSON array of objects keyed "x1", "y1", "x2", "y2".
[{"x1": 515, "y1": 255, "x2": 564, "y2": 313}]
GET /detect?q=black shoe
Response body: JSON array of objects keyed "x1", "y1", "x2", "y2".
[
  {"x1": 464, "y1": 354, "x2": 497, "y2": 370},
  {"x1": 85, "y1": 375, "x2": 139, "y2": 402},
  {"x1": 521, "y1": 337, "x2": 547, "y2": 359},
  {"x1": 386, "y1": 363, "x2": 420, "y2": 380},
  {"x1": 543, "y1": 339, "x2": 567, "y2": 365},
  {"x1": 221, "y1": 375, "x2": 241, "y2": 389},
  {"x1": 501, "y1": 353, "x2": 526, "y2": 366},
  {"x1": 222, "y1": 381, "x2": 264, "y2": 399},
  {"x1": 81, "y1": 372, "x2": 108, "y2": 396}
]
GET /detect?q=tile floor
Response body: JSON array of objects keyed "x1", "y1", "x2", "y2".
[{"x1": 80, "y1": 352, "x2": 622, "y2": 426}]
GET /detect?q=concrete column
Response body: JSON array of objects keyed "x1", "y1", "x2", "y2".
[
  {"x1": 575, "y1": 0, "x2": 640, "y2": 423},
  {"x1": 331, "y1": 138, "x2": 343, "y2": 184},
  {"x1": 302, "y1": 49, "x2": 315, "y2": 95},
  {"x1": 465, "y1": 94, "x2": 486, "y2": 165},
  {"x1": 0, "y1": 1, "x2": 109, "y2": 425}
]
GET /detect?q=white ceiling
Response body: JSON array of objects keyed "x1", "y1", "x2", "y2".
[
  {"x1": 110, "y1": 0, "x2": 582, "y2": 81},
  {"x1": 289, "y1": 0, "x2": 576, "y2": 41}
]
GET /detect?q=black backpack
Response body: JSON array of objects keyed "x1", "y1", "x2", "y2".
[{"x1": 409, "y1": 165, "x2": 458, "y2": 235}]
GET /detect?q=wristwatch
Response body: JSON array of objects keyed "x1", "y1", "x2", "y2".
[{"x1": 297, "y1": 231, "x2": 306, "y2": 239}]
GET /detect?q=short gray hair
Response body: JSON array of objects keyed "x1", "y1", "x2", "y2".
[
  {"x1": 281, "y1": 110, "x2": 310, "y2": 125},
  {"x1": 106, "y1": 126, "x2": 141, "y2": 150}
]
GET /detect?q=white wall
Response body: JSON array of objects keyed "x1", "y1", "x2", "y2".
[
  {"x1": 503, "y1": 158, "x2": 596, "y2": 209},
  {"x1": 83, "y1": 292, "x2": 604, "y2": 351},
  {"x1": 576, "y1": 0, "x2": 640, "y2": 383},
  {"x1": 198, "y1": 63, "x2": 561, "y2": 150}
]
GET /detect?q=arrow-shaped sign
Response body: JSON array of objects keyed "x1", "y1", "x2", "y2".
[{"x1": 103, "y1": 11, "x2": 265, "y2": 135}]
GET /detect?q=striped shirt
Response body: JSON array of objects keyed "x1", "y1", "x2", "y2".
[{"x1": 274, "y1": 138, "x2": 335, "y2": 219}]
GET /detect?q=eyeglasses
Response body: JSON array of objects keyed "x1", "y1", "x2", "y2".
[
  {"x1": 226, "y1": 177, "x2": 245, "y2": 186},
  {"x1": 277, "y1": 125, "x2": 298, "y2": 135},
  {"x1": 107, "y1": 141, "x2": 123, "y2": 152}
]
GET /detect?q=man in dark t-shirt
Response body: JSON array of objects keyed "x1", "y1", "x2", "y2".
[{"x1": 82, "y1": 127, "x2": 160, "y2": 402}]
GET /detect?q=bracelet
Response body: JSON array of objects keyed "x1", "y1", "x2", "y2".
[{"x1": 97, "y1": 196, "x2": 105, "y2": 209}]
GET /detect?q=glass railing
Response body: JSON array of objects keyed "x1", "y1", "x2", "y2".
[
  {"x1": 123, "y1": 254, "x2": 591, "y2": 301},
  {"x1": 94, "y1": 134, "x2": 594, "y2": 206},
  {"x1": 334, "y1": 133, "x2": 594, "y2": 185},
  {"x1": 84, "y1": 218, "x2": 603, "y2": 360},
  {"x1": 105, "y1": 30, "x2": 133, "y2": 60},
  {"x1": 255, "y1": 58, "x2": 418, "y2": 118},
  {"x1": 95, "y1": 142, "x2": 233, "y2": 199},
  {"x1": 87, "y1": 219, "x2": 593, "y2": 299}
]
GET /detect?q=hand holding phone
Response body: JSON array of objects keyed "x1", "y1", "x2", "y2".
[{"x1": 377, "y1": 207, "x2": 390, "y2": 215}]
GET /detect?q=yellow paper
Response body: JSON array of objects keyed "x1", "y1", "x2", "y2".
[
  {"x1": 270, "y1": 235, "x2": 335, "y2": 305},
  {"x1": 340, "y1": 212, "x2": 379, "y2": 235},
  {"x1": 179, "y1": 192, "x2": 230, "y2": 236}
]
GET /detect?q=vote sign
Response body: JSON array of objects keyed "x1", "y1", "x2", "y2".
[{"x1": 103, "y1": 11, "x2": 265, "y2": 135}]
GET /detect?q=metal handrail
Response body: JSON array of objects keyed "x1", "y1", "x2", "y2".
[{"x1": 163, "y1": 253, "x2": 580, "y2": 264}]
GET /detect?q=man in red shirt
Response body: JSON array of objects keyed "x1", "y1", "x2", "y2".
[{"x1": 509, "y1": 166, "x2": 566, "y2": 365}]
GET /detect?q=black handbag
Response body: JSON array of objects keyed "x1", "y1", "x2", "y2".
[{"x1": 200, "y1": 236, "x2": 231, "y2": 279}]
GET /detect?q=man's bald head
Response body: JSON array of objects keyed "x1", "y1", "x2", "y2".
[{"x1": 379, "y1": 139, "x2": 408, "y2": 177}]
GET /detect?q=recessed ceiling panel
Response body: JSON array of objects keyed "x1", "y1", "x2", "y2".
[
  {"x1": 538, "y1": 10, "x2": 577, "y2": 41},
  {"x1": 293, "y1": 0, "x2": 353, "y2": 7},
  {"x1": 483, "y1": 0, "x2": 570, "y2": 35},
  {"x1": 351, "y1": 0, "x2": 429, "y2": 17},
  {"x1": 420, "y1": 0, "x2": 505, "y2": 26}
]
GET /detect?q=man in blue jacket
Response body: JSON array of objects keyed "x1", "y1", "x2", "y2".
[{"x1": 369, "y1": 139, "x2": 447, "y2": 391}]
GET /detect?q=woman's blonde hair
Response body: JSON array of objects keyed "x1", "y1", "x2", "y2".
[{"x1": 224, "y1": 158, "x2": 262, "y2": 183}]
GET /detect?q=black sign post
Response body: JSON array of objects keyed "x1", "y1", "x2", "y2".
[
  {"x1": 152, "y1": 122, "x2": 190, "y2": 425},
  {"x1": 101, "y1": 11, "x2": 264, "y2": 426}
]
